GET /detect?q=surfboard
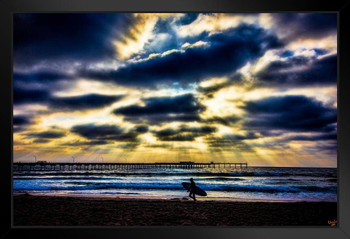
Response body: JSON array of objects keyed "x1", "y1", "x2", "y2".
[{"x1": 182, "y1": 182, "x2": 207, "y2": 196}]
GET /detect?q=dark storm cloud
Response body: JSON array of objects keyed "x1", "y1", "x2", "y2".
[
  {"x1": 255, "y1": 54, "x2": 337, "y2": 87},
  {"x1": 206, "y1": 136, "x2": 254, "y2": 152},
  {"x1": 135, "y1": 125, "x2": 149, "y2": 133},
  {"x1": 148, "y1": 18, "x2": 182, "y2": 54},
  {"x1": 113, "y1": 94, "x2": 205, "y2": 124},
  {"x1": 48, "y1": 94, "x2": 124, "y2": 110},
  {"x1": 313, "y1": 48, "x2": 330, "y2": 56},
  {"x1": 70, "y1": 123, "x2": 144, "y2": 142},
  {"x1": 71, "y1": 124, "x2": 124, "y2": 139},
  {"x1": 198, "y1": 81, "x2": 231, "y2": 96},
  {"x1": 157, "y1": 134, "x2": 197, "y2": 141},
  {"x1": 14, "y1": 13, "x2": 134, "y2": 67},
  {"x1": 283, "y1": 132, "x2": 337, "y2": 142},
  {"x1": 156, "y1": 125, "x2": 216, "y2": 136},
  {"x1": 175, "y1": 13, "x2": 200, "y2": 25},
  {"x1": 272, "y1": 13, "x2": 337, "y2": 40},
  {"x1": 13, "y1": 71, "x2": 76, "y2": 99},
  {"x1": 13, "y1": 72, "x2": 71, "y2": 84},
  {"x1": 224, "y1": 132, "x2": 260, "y2": 141},
  {"x1": 137, "y1": 14, "x2": 208, "y2": 60},
  {"x1": 153, "y1": 125, "x2": 217, "y2": 141},
  {"x1": 13, "y1": 115, "x2": 33, "y2": 133},
  {"x1": 278, "y1": 48, "x2": 329, "y2": 58},
  {"x1": 302, "y1": 141, "x2": 337, "y2": 155},
  {"x1": 259, "y1": 131, "x2": 284, "y2": 137},
  {"x1": 13, "y1": 86, "x2": 50, "y2": 104},
  {"x1": 259, "y1": 56, "x2": 311, "y2": 71},
  {"x1": 198, "y1": 73, "x2": 246, "y2": 97},
  {"x1": 242, "y1": 95, "x2": 337, "y2": 133},
  {"x1": 33, "y1": 139, "x2": 50, "y2": 143},
  {"x1": 319, "y1": 141, "x2": 337, "y2": 153},
  {"x1": 123, "y1": 114, "x2": 202, "y2": 125},
  {"x1": 13, "y1": 85, "x2": 122, "y2": 110},
  {"x1": 205, "y1": 131, "x2": 262, "y2": 152},
  {"x1": 248, "y1": 141, "x2": 291, "y2": 150},
  {"x1": 82, "y1": 24, "x2": 283, "y2": 87},
  {"x1": 115, "y1": 143, "x2": 139, "y2": 149},
  {"x1": 62, "y1": 140, "x2": 109, "y2": 146},
  {"x1": 203, "y1": 115, "x2": 241, "y2": 126},
  {"x1": 26, "y1": 131, "x2": 66, "y2": 139},
  {"x1": 13, "y1": 115, "x2": 31, "y2": 126},
  {"x1": 114, "y1": 94, "x2": 204, "y2": 115}
]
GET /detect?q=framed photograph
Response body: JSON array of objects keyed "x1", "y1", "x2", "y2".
[{"x1": 1, "y1": 0, "x2": 350, "y2": 238}]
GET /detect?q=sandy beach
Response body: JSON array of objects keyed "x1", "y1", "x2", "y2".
[{"x1": 13, "y1": 194, "x2": 337, "y2": 226}]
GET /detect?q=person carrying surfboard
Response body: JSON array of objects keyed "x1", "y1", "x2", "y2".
[
  {"x1": 182, "y1": 179, "x2": 207, "y2": 200},
  {"x1": 188, "y1": 178, "x2": 197, "y2": 201}
]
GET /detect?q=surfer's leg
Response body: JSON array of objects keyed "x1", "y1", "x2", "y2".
[
  {"x1": 190, "y1": 192, "x2": 195, "y2": 200},
  {"x1": 189, "y1": 191, "x2": 196, "y2": 201}
]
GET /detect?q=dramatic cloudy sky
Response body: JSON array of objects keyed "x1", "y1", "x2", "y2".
[{"x1": 13, "y1": 13, "x2": 337, "y2": 167}]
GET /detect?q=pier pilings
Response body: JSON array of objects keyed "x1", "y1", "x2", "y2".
[{"x1": 13, "y1": 162, "x2": 248, "y2": 171}]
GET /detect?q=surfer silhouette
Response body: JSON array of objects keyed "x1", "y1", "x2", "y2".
[
  {"x1": 182, "y1": 178, "x2": 207, "y2": 200},
  {"x1": 188, "y1": 178, "x2": 197, "y2": 201}
]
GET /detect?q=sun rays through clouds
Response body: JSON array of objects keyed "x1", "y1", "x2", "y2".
[{"x1": 13, "y1": 13, "x2": 337, "y2": 167}]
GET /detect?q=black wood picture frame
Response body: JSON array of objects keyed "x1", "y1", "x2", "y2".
[{"x1": 1, "y1": 0, "x2": 349, "y2": 238}]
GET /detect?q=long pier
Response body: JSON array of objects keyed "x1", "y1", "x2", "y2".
[{"x1": 13, "y1": 162, "x2": 248, "y2": 171}]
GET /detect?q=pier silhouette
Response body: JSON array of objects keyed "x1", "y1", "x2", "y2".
[{"x1": 13, "y1": 161, "x2": 248, "y2": 171}]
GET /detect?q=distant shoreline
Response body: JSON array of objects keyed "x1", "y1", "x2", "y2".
[{"x1": 13, "y1": 194, "x2": 337, "y2": 226}]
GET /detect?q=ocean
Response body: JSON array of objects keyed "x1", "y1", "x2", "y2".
[{"x1": 13, "y1": 167, "x2": 337, "y2": 202}]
